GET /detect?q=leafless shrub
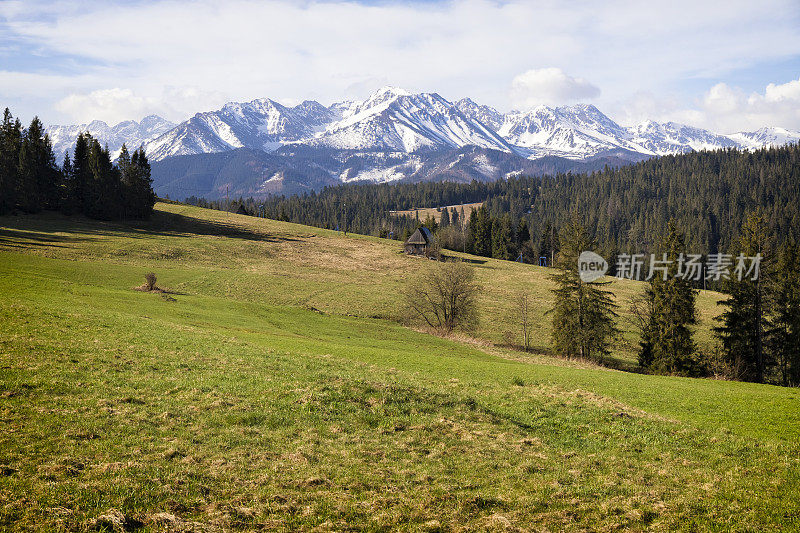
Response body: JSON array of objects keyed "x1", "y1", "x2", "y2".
[
  {"x1": 514, "y1": 292, "x2": 532, "y2": 351},
  {"x1": 425, "y1": 240, "x2": 443, "y2": 261},
  {"x1": 404, "y1": 261, "x2": 481, "y2": 333},
  {"x1": 144, "y1": 272, "x2": 157, "y2": 291}
]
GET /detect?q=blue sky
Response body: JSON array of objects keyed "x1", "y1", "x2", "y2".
[{"x1": 2, "y1": 0, "x2": 800, "y2": 133}]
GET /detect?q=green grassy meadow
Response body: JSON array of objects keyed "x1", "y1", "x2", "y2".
[{"x1": 1, "y1": 203, "x2": 798, "y2": 531}]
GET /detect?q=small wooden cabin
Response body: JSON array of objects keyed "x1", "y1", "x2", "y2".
[{"x1": 404, "y1": 227, "x2": 433, "y2": 255}]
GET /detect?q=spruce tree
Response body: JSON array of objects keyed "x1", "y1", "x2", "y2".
[
  {"x1": 450, "y1": 207, "x2": 459, "y2": 227},
  {"x1": 440, "y1": 206, "x2": 450, "y2": 227},
  {"x1": 768, "y1": 242, "x2": 800, "y2": 386},
  {"x1": 638, "y1": 222, "x2": 699, "y2": 375},
  {"x1": 60, "y1": 152, "x2": 73, "y2": 213},
  {"x1": 491, "y1": 215, "x2": 513, "y2": 260},
  {"x1": 715, "y1": 212, "x2": 772, "y2": 382},
  {"x1": 129, "y1": 147, "x2": 155, "y2": 218},
  {"x1": 71, "y1": 132, "x2": 91, "y2": 213},
  {"x1": 473, "y1": 206, "x2": 492, "y2": 257},
  {"x1": 84, "y1": 139, "x2": 121, "y2": 220},
  {"x1": 550, "y1": 217, "x2": 620, "y2": 362},
  {"x1": 16, "y1": 122, "x2": 41, "y2": 213},
  {"x1": 0, "y1": 108, "x2": 21, "y2": 213}
]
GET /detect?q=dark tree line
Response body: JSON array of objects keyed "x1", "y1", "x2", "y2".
[
  {"x1": 194, "y1": 143, "x2": 800, "y2": 271},
  {"x1": 714, "y1": 212, "x2": 800, "y2": 385},
  {"x1": 0, "y1": 108, "x2": 155, "y2": 220},
  {"x1": 549, "y1": 214, "x2": 800, "y2": 386}
]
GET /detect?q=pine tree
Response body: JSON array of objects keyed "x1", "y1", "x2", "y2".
[
  {"x1": 118, "y1": 144, "x2": 133, "y2": 218},
  {"x1": 638, "y1": 222, "x2": 699, "y2": 375},
  {"x1": 422, "y1": 213, "x2": 438, "y2": 233},
  {"x1": 70, "y1": 132, "x2": 91, "y2": 213},
  {"x1": 715, "y1": 212, "x2": 772, "y2": 382},
  {"x1": 491, "y1": 215, "x2": 513, "y2": 260},
  {"x1": 768, "y1": 242, "x2": 800, "y2": 386},
  {"x1": 84, "y1": 139, "x2": 121, "y2": 220},
  {"x1": 550, "y1": 217, "x2": 620, "y2": 362},
  {"x1": 16, "y1": 120, "x2": 41, "y2": 213},
  {"x1": 60, "y1": 152, "x2": 72, "y2": 213},
  {"x1": 0, "y1": 108, "x2": 22, "y2": 213},
  {"x1": 440, "y1": 206, "x2": 450, "y2": 227},
  {"x1": 473, "y1": 206, "x2": 492, "y2": 257},
  {"x1": 450, "y1": 207, "x2": 459, "y2": 227},
  {"x1": 128, "y1": 147, "x2": 155, "y2": 218}
]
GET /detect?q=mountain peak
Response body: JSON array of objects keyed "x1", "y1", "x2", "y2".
[
  {"x1": 46, "y1": 89, "x2": 797, "y2": 168},
  {"x1": 373, "y1": 85, "x2": 412, "y2": 97}
]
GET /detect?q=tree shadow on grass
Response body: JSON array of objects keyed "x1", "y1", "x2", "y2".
[{"x1": 0, "y1": 209, "x2": 302, "y2": 247}]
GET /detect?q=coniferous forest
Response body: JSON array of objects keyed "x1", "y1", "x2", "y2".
[
  {"x1": 208, "y1": 143, "x2": 800, "y2": 266},
  {"x1": 0, "y1": 108, "x2": 155, "y2": 220}
]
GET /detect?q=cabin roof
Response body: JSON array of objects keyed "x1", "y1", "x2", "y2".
[{"x1": 406, "y1": 227, "x2": 433, "y2": 245}]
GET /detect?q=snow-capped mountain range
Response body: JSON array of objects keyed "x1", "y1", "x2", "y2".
[
  {"x1": 47, "y1": 115, "x2": 175, "y2": 160},
  {"x1": 45, "y1": 86, "x2": 800, "y2": 196}
]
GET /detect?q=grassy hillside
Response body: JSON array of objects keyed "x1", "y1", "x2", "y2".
[
  {"x1": 1, "y1": 203, "x2": 798, "y2": 531},
  {"x1": 389, "y1": 202, "x2": 483, "y2": 224}
]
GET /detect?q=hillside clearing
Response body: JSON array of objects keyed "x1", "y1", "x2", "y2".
[{"x1": 390, "y1": 202, "x2": 484, "y2": 224}]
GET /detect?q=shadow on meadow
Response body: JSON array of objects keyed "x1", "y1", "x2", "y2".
[{"x1": 0, "y1": 209, "x2": 303, "y2": 247}]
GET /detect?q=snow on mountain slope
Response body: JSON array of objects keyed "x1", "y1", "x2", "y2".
[
  {"x1": 498, "y1": 103, "x2": 647, "y2": 160},
  {"x1": 627, "y1": 120, "x2": 739, "y2": 155},
  {"x1": 455, "y1": 98, "x2": 504, "y2": 131},
  {"x1": 46, "y1": 115, "x2": 175, "y2": 160},
  {"x1": 727, "y1": 127, "x2": 800, "y2": 150},
  {"x1": 144, "y1": 98, "x2": 335, "y2": 161},
  {"x1": 51, "y1": 88, "x2": 800, "y2": 172},
  {"x1": 308, "y1": 87, "x2": 515, "y2": 153}
]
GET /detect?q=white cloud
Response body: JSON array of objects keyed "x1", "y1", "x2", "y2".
[
  {"x1": 670, "y1": 78, "x2": 800, "y2": 132},
  {"x1": 55, "y1": 88, "x2": 162, "y2": 125},
  {"x1": 575, "y1": 78, "x2": 800, "y2": 133},
  {"x1": 52, "y1": 86, "x2": 229, "y2": 125},
  {"x1": 1, "y1": 0, "x2": 799, "y2": 130},
  {"x1": 510, "y1": 68, "x2": 600, "y2": 109}
]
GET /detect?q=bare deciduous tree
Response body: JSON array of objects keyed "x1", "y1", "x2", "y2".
[
  {"x1": 515, "y1": 292, "x2": 532, "y2": 351},
  {"x1": 405, "y1": 261, "x2": 480, "y2": 332}
]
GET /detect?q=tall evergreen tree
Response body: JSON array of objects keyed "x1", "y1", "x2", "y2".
[
  {"x1": 128, "y1": 147, "x2": 155, "y2": 218},
  {"x1": 491, "y1": 214, "x2": 514, "y2": 260},
  {"x1": 0, "y1": 108, "x2": 22, "y2": 213},
  {"x1": 60, "y1": 152, "x2": 73, "y2": 213},
  {"x1": 450, "y1": 207, "x2": 459, "y2": 227},
  {"x1": 472, "y1": 206, "x2": 493, "y2": 257},
  {"x1": 440, "y1": 206, "x2": 450, "y2": 227},
  {"x1": 715, "y1": 212, "x2": 773, "y2": 382},
  {"x1": 16, "y1": 117, "x2": 60, "y2": 212},
  {"x1": 768, "y1": 242, "x2": 800, "y2": 386},
  {"x1": 550, "y1": 217, "x2": 620, "y2": 362},
  {"x1": 70, "y1": 132, "x2": 91, "y2": 213},
  {"x1": 638, "y1": 222, "x2": 699, "y2": 375},
  {"x1": 84, "y1": 139, "x2": 121, "y2": 220}
]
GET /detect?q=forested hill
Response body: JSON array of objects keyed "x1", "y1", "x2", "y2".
[
  {"x1": 496, "y1": 144, "x2": 800, "y2": 254},
  {"x1": 204, "y1": 143, "x2": 800, "y2": 256}
]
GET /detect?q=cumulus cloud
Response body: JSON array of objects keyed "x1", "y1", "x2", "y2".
[
  {"x1": 53, "y1": 86, "x2": 229, "y2": 125},
  {"x1": 510, "y1": 68, "x2": 600, "y2": 109},
  {"x1": 1, "y1": 0, "x2": 800, "y2": 129},
  {"x1": 55, "y1": 89, "x2": 162, "y2": 125},
  {"x1": 678, "y1": 78, "x2": 800, "y2": 132}
]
